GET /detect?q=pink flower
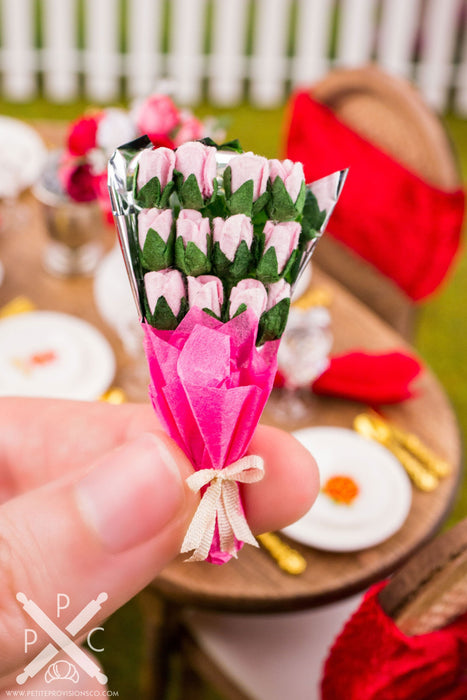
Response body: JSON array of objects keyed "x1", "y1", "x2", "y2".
[
  {"x1": 229, "y1": 152, "x2": 269, "y2": 200},
  {"x1": 176, "y1": 209, "x2": 211, "y2": 255},
  {"x1": 263, "y1": 220, "x2": 301, "y2": 272},
  {"x1": 212, "y1": 214, "x2": 253, "y2": 261},
  {"x1": 266, "y1": 279, "x2": 291, "y2": 310},
  {"x1": 187, "y1": 275, "x2": 223, "y2": 317},
  {"x1": 138, "y1": 208, "x2": 173, "y2": 248},
  {"x1": 229, "y1": 279, "x2": 268, "y2": 319},
  {"x1": 175, "y1": 142, "x2": 217, "y2": 198},
  {"x1": 174, "y1": 114, "x2": 204, "y2": 147},
  {"x1": 134, "y1": 94, "x2": 180, "y2": 141},
  {"x1": 144, "y1": 269, "x2": 185, "y2": 317},
  {"x1": 137, "y1": 147, "x2": 175, "y2": 191},
  {"x1": 268, "y1": 158, "x2": 305, "y2": 203}
]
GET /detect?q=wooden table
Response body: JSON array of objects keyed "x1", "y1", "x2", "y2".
[{"x1": 0, "y1": 123, "x2": 462, "y2": 616}]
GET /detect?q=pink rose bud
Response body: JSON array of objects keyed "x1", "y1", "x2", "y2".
[
  {"x1": 134, "y1": 94, "x2": 180, "y2": 139},
  {"x1": 138, "y1": 208, "x2": 173, "y2": 248},
  {"x1": 175, "y1": 141, "x2": 217, "y2": 198},
  {"x1": 267, "y1": 279, "x2": 291, "y2": 310},
  {"x1": 188, "y1": 275, "x2": 224, "y2": 317},
  {"x1": 176, "y1": 209, "x2": 211, "y2": 255},
  {"x1": 144, "y1": 269, "x2": 185, "y2": 317},
  {"x1": 229, "y1": 152, "x2": 269, "y2": 200},
  {"x1": 212, "y1": 214, "x2": 253, "y2": 261},
  {"x1": 263, "y1": 220, "x2": 301, "y2": 273},
  {"x1": 229, "y1": 279, "x2": 268, "y2": 319},
  {"x1": 174, "y1": 114, "x2": 204, "y2": 147},
  {"x1": 268, "y1": 158, "x2": 305, "y2": 203},
  {"x1": 137, "y1": 147, "x2": 176, "y2": 191}
]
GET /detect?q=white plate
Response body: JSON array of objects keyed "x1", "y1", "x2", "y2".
[
  {"x1": 0, "y1": 311, "x2": 116, "y2": 400},
  {"x1": 281, "y1": 426, "x2": 412, "y2": 552},
  {"x1": 0, "y1": 117, "x2": 47, "y2": 198}
]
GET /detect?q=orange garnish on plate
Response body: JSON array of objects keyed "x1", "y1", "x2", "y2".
[
  {"x1": 322, "y1": 475, "x2": 359, "y2": 505},
  {"x1": 30, "y1": 350, "x2": 57, "y2": 366}
]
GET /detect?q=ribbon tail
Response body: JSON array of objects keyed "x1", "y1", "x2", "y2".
[
  {"x1": 181, "y1": 480, "x2": 221, "y2": 561},
  {"x1": 222, "y1": 481, "x2": 259, "y2": 549}
]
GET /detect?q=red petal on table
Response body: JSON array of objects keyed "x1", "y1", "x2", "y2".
[{"x1": 311, "y1": 350, "x2": 423, "y2": 404}]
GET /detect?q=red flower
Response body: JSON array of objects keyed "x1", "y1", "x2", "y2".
[
  {"x1": 67, "y1": 114, "x2": 102, "y2": 156},
  {"x1": 149, "y1": 134, "x2": 175, "y2": 150},
  {"x1": 60, "y1": 162, "x2": 98, "y2": 203}
]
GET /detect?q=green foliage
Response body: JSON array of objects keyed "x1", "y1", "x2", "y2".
[
  {"x1": 257, "y1": 297, "x2": 290, "y2": 344},
  {"x1": 140, "y1": 228, "x2": 174, "y2": 271}
]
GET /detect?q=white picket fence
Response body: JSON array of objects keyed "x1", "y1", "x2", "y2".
[{"x1": 1, "y1": 0, "x2": 467, "y2": 114}]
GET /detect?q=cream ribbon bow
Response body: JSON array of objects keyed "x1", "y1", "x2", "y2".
[{"x1": 181, "y1": 455, "x2": 265, "y2": 562}]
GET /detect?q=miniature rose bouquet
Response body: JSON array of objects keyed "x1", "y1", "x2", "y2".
[
  {"x1": 59, "y1": 93, "x2": 225, "y2": 221},
  {"x1": 108, "y1": 136, "x2": 346, "y2": 564}
]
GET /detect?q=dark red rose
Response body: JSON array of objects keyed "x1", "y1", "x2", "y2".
[{"x1": 61, "y1": 163, "x2": 98, "y2": 202}]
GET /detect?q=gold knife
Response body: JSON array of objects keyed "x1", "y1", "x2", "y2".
[{"x1": 257, "y1": 532, "x2": 307, "y2": 575}]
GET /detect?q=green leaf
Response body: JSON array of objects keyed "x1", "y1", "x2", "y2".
[
  {"x1": 295, "y1": 180, "x2": 306, "y2": 214},
  {"x1": 135, "y1": 176, "x2": 161, "y2": 208},
  {"x1": 256, "y1": 246, "x2": 280, "y2": 284},
  {"x1": 175, "y1": 236, "x2": 211, "y2": 276},
  {"x1": 152, "y1": 296, "x2": 179, "y2": 330},
  {"x1": 199, "y1": 137, "x2": 243, "y2": 153},
  {"x1": 267, "y1": 176, "x2": 297, "y2": 221},
  {"x1": 301, "y1": 190, "x2": 327, "y2": 240},
  {"x1": 213, "y1": 239, "x2": 252, "y2": 283},
  {"x1": 282, "y1": 248, "x2": 302, "y2": 285},
  {"x1": 212, "y1": 241, "x2": 230, "y2": 276},
  {"x1": 132, "y1": 162, "x2": 139, "y2": 200},
  {"x1": 229, "y1": 240, "x2": 252, "y2": 282},
  {"x1": 185, "y1": 240, "x2": 211, "y2": 275},
  {"x1": 223, "y1": 165, "x2": 232, "y2": 199},
  {"x1": 252, "y1": 190, "x2": 270, "y2": 217},
  {"x1": 179, "y1": 173, "x2": 204, "y2": 210},
  {"x1": 140, "y1": 228, "x2": 174, "y2": 271},
  {"x1": 257, "y1": 298, "x2": 291, "y2": 345},
  {"x1": 159, "y1": 181, "x2": 175, "y2": 208},
  {"x1": 230, "y1": 302, "x2": 247, "y2": 320},
  {"x1": 229, "y1": 179, "x2": 254, "y2": 216},
  {"x1": 203, "y1": 192, "x2": 229, "y2": 219}
]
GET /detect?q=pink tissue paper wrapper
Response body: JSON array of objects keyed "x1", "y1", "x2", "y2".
[{"x1": 142, "y1": 306, "x2": 279, "y2": 564}]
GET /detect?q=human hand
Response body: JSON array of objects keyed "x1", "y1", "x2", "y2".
[{"x1": 0, "y1": 397, "x2": 318, "y2": 687}]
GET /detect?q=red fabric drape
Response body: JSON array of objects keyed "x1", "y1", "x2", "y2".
[
  {"x1": 321, "y1": 582, "x2": 467, "y2": 700},
  {"x1": 285, "y1": 92, "x2": 465, "y2": 301}
]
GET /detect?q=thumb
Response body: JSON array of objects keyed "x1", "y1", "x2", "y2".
[{"x1": 0, "y1": 432, "x2": 195, "y2": 677}]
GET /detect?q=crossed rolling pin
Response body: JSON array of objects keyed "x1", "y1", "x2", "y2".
[{"x1": 16, "y1": 592, "x2": 108, "y2": 686}]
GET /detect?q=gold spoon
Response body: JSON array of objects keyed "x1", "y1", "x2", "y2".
[{"x1": 257, "y1": 532, "x2": 307, "y2": 575}]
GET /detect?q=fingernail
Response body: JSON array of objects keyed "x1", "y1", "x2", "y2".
[{"x1": 75, "y1": 433, "x2": 185, "y2": 553}]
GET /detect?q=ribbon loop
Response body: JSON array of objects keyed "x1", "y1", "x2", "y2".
[{"x1": 181, "y1": 455, "x2": 265, "y2": 562}]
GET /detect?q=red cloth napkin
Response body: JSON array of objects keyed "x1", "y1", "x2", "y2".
[
  {"x1": 275, "y1": 350, "x2": 423, "y2": 404},
  {"x1": 285, "y1": 92, "x2": 465, "y2": 301},
  {"x1": 321, "y1": 582, "x2": 467, "y2": 700},
  {"x1": 311, "y1": 350, "x2": 423, "y2": 404}
]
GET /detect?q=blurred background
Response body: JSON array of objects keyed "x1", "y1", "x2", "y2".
[{"x1": 0, "y1": 0, "x2": 466, "y2": 698}]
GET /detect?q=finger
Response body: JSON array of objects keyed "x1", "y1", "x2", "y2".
[
  {"x1": 0, "y1": 398, "x2": 159, "y2": 498},
  {"x1": 0, "y1": 430, "x2": 195, "y2": 677},
  {"x1": 0, "y1": 424, "x2": 317, "y2": 675},
  {"x1": 245, "y1": 424, "x2": 319, "y2": 532}
]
